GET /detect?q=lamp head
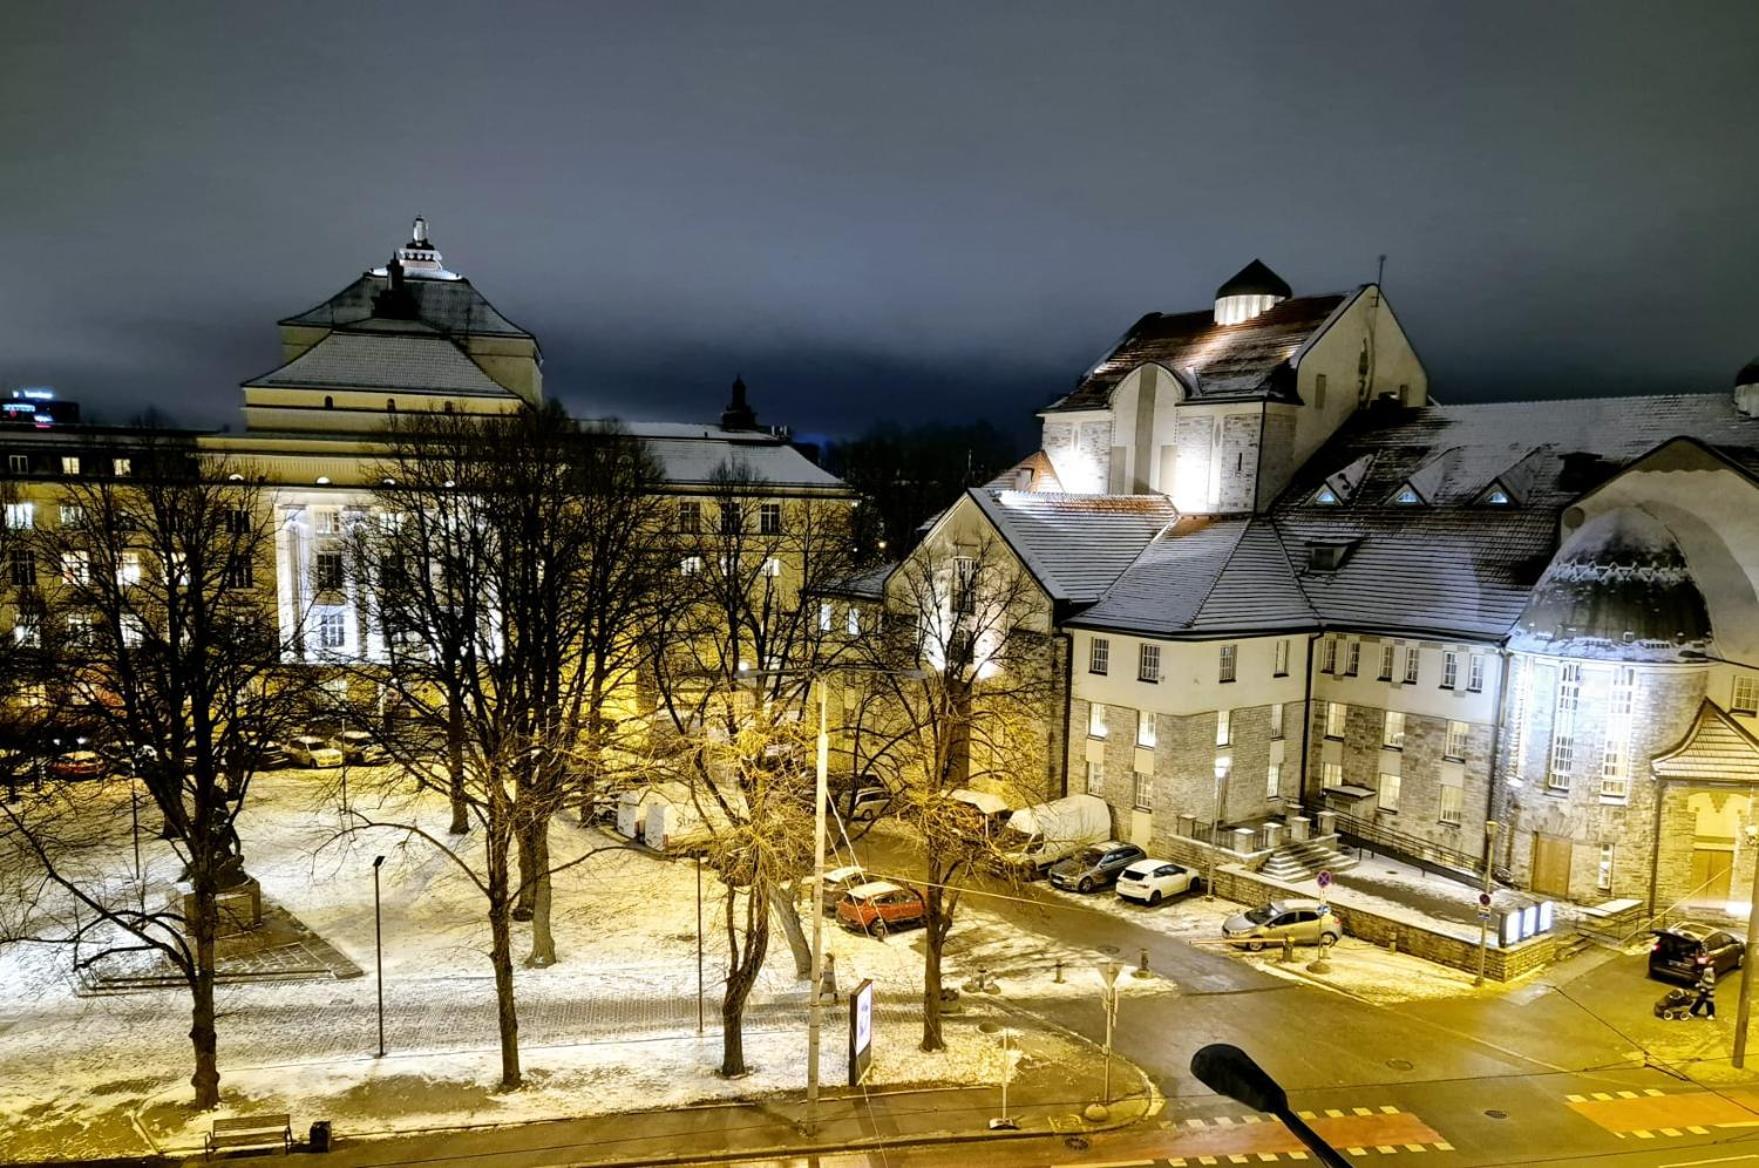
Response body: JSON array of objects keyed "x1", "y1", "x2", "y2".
[
  {"x1": 373, "y1": 855, "x2": 386, "y2": 869},
  {"x1": 1190, "y1": 1043, "x2": 1287, "y2": 1114}
]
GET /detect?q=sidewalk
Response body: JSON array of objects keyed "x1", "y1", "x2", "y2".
[{"x1": 165, "y1": 1025, "x2": 1154, "y2": 1168}]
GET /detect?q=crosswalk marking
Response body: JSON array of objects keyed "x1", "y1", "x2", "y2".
[
  {"x1": 1618, "y1": 1090, "x2": 1638, "y2": 1099},
  {"x1": 1380, "y1": 1105, "x2": 1400, "y2": 1114}
]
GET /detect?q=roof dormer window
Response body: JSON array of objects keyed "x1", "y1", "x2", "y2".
[
  {"x1": 1484, "y1": 488, "x2": 1512, "y2": 506},
  {"x1": 1305, "y1": 539, "x2": 1360, "y2": 573},
  {"x1": 1391, "y1": 485, "x2": 1423, "y2": 506},
  {"x1": 1312, "y1": 486, "x2": 1341, "y2": 506}
]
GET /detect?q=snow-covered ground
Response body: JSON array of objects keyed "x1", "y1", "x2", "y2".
[{"x1": 0, "y1": 771, "x2": 1104, "y2": 1159}]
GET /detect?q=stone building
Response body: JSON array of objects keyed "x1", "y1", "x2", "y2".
[{"x1": 888, "y1": 259, "x2": 1759, "y2": 916}]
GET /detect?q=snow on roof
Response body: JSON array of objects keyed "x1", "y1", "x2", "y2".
[
  {"x1": 245, "y1": 330, "x2": 512, "y2": 396},
  {"x1": 282, "y1": 273, "x2": 532, "y2": 339},
  {"x1": 639, "y1": 434, "x2": 844, "y2": 490},
  {"x1": 968, "y1": 488, "x2": 1176, "y2": 606},
  {"x1": 1652, "y1": 701, "x2": 1759, "y2": 783},
  {"x1": 847, "y1": 880, "x2": 905, "y2": 898}
]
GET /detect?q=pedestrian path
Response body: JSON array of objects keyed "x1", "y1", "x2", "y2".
[
  {"x1": 1155, "y1": 1104, "x2": 1447, "y2": 1164},
  {"x1": 1565, "y1": 1085, "x2": 1759, "y2": 1138}
]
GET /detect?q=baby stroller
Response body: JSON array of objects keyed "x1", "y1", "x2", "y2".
[{"x1": 1655, "y1": 987, "x2": 1695, "y2": 1020}]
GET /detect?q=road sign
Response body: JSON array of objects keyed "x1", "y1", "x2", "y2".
[
  {"x1": 1477, "y1": 907, "x2": 1493, "y2": 923},
  {"x1": 1316, "y1": 870, "x2": 1333, "y2": 889},
  {"x1": 1478, "y1": 892, "x2": 1492, "y2": 907}
]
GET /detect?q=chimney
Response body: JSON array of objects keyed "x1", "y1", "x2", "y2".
[{"x1": 721, "y1": 375, "x2": 758, "y2": 430}]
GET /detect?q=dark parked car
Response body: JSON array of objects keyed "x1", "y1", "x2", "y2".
[
  {"x1": 1649, "y1": 923, "x2": 1745, "y2": 983},
  {"x1": 1048, "y1": 841, "x2": 1146, "y2": 893}
]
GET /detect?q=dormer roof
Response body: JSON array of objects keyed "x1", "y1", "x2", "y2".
[{"x1": 1216, "y1": 259, "x2": 1293, "y2": 301}]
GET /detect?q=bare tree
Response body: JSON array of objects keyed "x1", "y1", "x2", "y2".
[
  {"x1": 848, "y1": 534, "x2": 1058, "y2": 1051},
  {"x1": 646, "y1": 461, "x2": 856, "y2": 1075},
  {"x1": 0, "y1": 440, "x2": 310, "y2": 1107},
  {"x1": 343, "y1": 404, "x2": 655, "y2": 1087}
]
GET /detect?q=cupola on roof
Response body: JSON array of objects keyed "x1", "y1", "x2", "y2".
[
  {"x1": 370, "y1": 216, "x2": 460, "y2": 281},
  {"x1": 1214, "y1": 259, "x2": 1293, "y2": 326},
  {"x1": 1508, "y1": 508, "x2": 1711, "y2": 661}
]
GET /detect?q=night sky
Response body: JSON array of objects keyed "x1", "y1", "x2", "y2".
[{"x1": 3, "y1": 2, "x2": 1756, "y2": 452}]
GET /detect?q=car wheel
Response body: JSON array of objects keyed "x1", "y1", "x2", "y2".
[
  {"x1": 1078, "y1": 877, "x2": 1094, "y2": 894},
  {"x1": 873, "y1": 920, "x2": 889, "y2": 941},
  {"x1": 1148, "y1": 890, "x2": 1163, "y2": 906},
  {"x1": 1323, "y1": 932, "x2": 1340, "y2": 946},
  {"x1": 1247, "y1": 939, "x2": 1265, "y2": 953}
]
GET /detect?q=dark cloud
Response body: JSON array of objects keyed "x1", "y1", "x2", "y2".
[{"x1": 2, "y1": 1, "x2": 1755, "y2": 451}]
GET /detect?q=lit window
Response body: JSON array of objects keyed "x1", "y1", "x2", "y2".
[
  {"x1": 1600, "y1": 734, "x2": 1628, "y2": 800},
  {"x1": 58, "y1": 503, "x2": 83, "y2": 527},
  {"x1": 118, "y1": 550, "x2": 142, "y2": 586},
  {"x1": 1345, "y1": 640, "x2": 1361, "y2": 676},
  {"x1": 1322, "y1": 637, "x2": 1338, "y2": 674},
  {"x1": 1735, "y1": 675, "x2": 1759, "y2": 716},
  {"x1": 3, "y1": 502, "x2": 33, "y2": 530},
  {"x1": 759, "y1": 503, "x2": 782, "y2": 535},
  {"x1": 1379, "y1": 644, "x2": 1395, "y2": 681},
  {"x1": 318, "y1": 610, "x2": 346, "y2": 650},
  {"x1": 1273, "y1": 638, "x2": 1289, "y2": 677},
  {"x1": 1089, "y1": 637, "x2": 1110, "y2": 676},
  {"x1": 1313, "y1": 486, "x2": 1341, "y2": 506},
  {"x1": 1325, "y1": 701, "x2": 1347, "y2": 739},
  {"x1": 677, "y1": 502, "x2": 701, "y2": 534},
  {"x1": 1441, "y1": 651, "x2": 1459, "y2": 690},
  {"x1": 1439, "y1": 784, "x2": 1463, "y2": 826},
  {"x1": 1484, "y1": 488, "x2": 1512, "y2": 506},
  {"x1": 1322, "y1": 761, "x2": 1343, "y2": 788},
  {"x1": 1266, "y1": 762, "x2": 1282, "y2": 800},
  {"x1": 1085, "y1": 760, "x2": 1105, "y2": 795},
  {"x1": 65, "y1": 613, "x2": 93, "y2": 644},
  {"x1": 1597, "y1": 844, "x2": 1615, "y2": 891},
  {"x1": 1611, "y1": 665, "x2": 1637, "y2": 717},
  {"x1": 1216, "y1": 708, "x2": 1232, "y2": 747},
  {"x1": 1383, "y1": 710, "x2": 1405, "y2": 749},
  {"x1": 1547, "y1": 663, "x2": 1582, "y2": 791},
  {"x1": 13, "y1": 616, "x2": 40, "y2": 647},
  {"x1": 1138, "y1": 709, "x2": 1157, "y2": 748},
  {"x1": 61, "y1": 550, "x2": 90, "y2": 584},
  {"x1": 7, "y1": 455, "x2": 27, "y2": 474},
  {"x1": 1138, "y1": 643, "x2": 1160, "y2": 683},
  {"x1": 313, "y1": 509, "x2": 339, "y2": 536},
  {"x1": 1467, "y1": 654, "x2": 1485, "y2": 693},
  {"x1": 113, "y1": 458, "x2": 131, "y2": 477},
  {"x1": 1445, "y1": 720, "x2": 1468, "y2": 761},
  {"x1": 761, "y1": 557, "x2": 782, "y2": 578},
  {"x1": 1378, "y1": 771, "x2": 1402, "y2": 813},
  {"x1": 1403, "y1": 647, "x2": 1420, "y2": 685},
  {"x1": 1088, "y1": 703, "x2": 1107, "y2": 740},
  {"x1": 1392, "y1": 485, "x2": 1422, "y2": 506},
  {"x1": 680, "y1": 555, "x2": 703, "y2": 575},
  {"x1": 121, "y1": 615, "x2": 143, "y2": 646},
  {"x1": 952, "y1": 556, "x2": 977, "y2": 613},
  {"x1": 846, "y1": 607, "x2": 861, "y2": 636},
  {"x1": 1219, "y1": 643, "x2": 1237, "y2": 683},
  {"x1": 1269, "y1": 702, "x2": 1285, "y2": 740},
  {"x1": 1132, "y1": 771, "x2": 1153, "y2": 812},
  {"x1": 818, "y1": 602, "x2": 832, "y2": 632}
]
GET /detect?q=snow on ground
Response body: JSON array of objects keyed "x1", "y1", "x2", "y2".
[{"x1": 0, "y1": 770, "x2": 1092, "y2": 1160}]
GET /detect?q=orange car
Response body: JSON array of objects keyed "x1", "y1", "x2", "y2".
[{"x1": 835, "y1": 880, "x2": 926, "y2": 938}]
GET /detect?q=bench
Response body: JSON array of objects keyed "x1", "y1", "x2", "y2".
[{"x1": 205, "y1": 1114, "x2": 292, "y2": 1157}]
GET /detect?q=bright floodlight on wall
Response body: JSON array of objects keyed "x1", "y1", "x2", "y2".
[
  {"x1": 1214, "y1": 755, "x2": 1232, "y2": 781},
  {"x1": 316, "y1": 476, "x2": 331, "y2": 485}
]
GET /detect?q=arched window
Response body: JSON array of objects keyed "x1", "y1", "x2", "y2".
[
  {"x1": 324, "y1": 395, "x2": 334, "y2": 409},
  {"x1": 386, "y1": 398, "x2": 396, "y2": 413},
  {"x1": 442, "y1": 401, "x2": 454, "y2": 414}
]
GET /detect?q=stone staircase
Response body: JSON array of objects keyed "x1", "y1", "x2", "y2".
[{"x1": 1261, "y1": 835, "x2": 1360, "y2": 883}]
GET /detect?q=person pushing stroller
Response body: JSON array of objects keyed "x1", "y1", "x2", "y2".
[{"x1": 1689, "y1": 964, "x2": 1718, "y2": 1019}]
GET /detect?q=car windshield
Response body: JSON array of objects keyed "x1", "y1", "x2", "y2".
[
  {"x1": 1245, "y1": 904, "x2": 1279, "y2": 925},
  {"x1": 1077, "y1": 847, "x2": 1107, "y2": 866}
]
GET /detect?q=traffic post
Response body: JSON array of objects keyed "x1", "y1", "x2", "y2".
[{"x1": 1474, "y1": 821, "x2": 1500, "y2": 986}]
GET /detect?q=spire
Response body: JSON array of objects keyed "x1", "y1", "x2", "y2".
[
  {"x1": 377, "y1": 214, "x2": 459, "y2": 280},
  {"x1": 410, "y1": 215, "x2": 430, "y2": 247},
  {"x1": 721, "y1": 374, "x2": 758, "y2": 430}
]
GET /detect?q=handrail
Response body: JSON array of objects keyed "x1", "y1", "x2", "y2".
[{"x1": 1325, "y1": 808, "x2": 1483, "y2": 877}]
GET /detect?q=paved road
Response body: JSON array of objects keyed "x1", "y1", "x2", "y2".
[{"x1": 840, "y1": 829, "x2": 1759, "y2": 1168}]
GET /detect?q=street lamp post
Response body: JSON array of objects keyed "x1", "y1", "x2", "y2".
[
  {"x1": 1207, "y1": 756, "x2": 1230, "y2": 901},
  {"x1": 695, "y1": 851, "x2": 705, "y2": 1036},
  {"x1": 1099, "y1": 961, "x2": 1121, "y2": 1104},
  {"x1": 372, "y1": 855, "x2": 386, "y2": 1058},
  {"x1": 806, "y1": 679, "x2": 829, "y2": 1130}
]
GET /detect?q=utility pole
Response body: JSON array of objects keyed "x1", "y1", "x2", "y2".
[
  {"x1": 695, "y1": 852, "x2": 705, "y2": 1036},
  {"x1": 372, "y1": 855, "x2": 386, "y2": 1058},
  {"x1": 1474, "y1": 821, "x2": 1499, "y2": 987},
  {"x1": 1207, "y1": 757, "x2": 1230, "y2": 900},
  {"x1": 805, "y1": 679, "x2": 829, "y2": 1130},
  {"x1": 1736, "y1": 822, "x2": 1759, "y2": 1068}
]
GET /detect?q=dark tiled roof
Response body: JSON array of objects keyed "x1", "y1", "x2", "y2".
[
  {"x1": 281, "y1": 274, "x2": 533, "y2": 340},
  {"x1": 1044, "y1": 291, "x2": 1354, "y2": 413},
  {"x1": 967, "y1": 489, "x2": 1176, "y2": 606},
  {"x1": 819, "y1": 563, "x2": 895, "y2": 602},
  {"x1": 1216, "y1": 259, "x2": 1292, "y2": 300},
  {"x1": 982, "y1": 450, "x2": 1063, "y2": 493}
]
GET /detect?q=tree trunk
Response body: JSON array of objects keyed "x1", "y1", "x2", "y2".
[
  {"x1": 523, "y1": 821, "x2": 556, "y2": 967},
  {"x1": 513, "y1": 820, "x2": 537, "y2": 922},
  {"x1": 189, "y1": 882, "x2": 222, "y2": 1108},
  {"x1": 772, "y1": 889, "x2": 811, "y2": 979},
  {"x1": 446, "y1": 692, "x2": 469, "y2": 835},
  {"x1": 721, "y1": 883, "x2": 770, "y2": 1077},
  {"x1": 487, "y1": 829, "x2": 522, "y2": 1090},
  {"x1": 921, "y1": 886, "x2": 947, "y2": 1053}
]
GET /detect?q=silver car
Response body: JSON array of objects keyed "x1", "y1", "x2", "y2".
[
  {"x1": 1048, "y1": 841, "x2": 1146, "y2": 894},
  {"x1": 1222, "y1": 899, "x2": 1341, "y2": 951}
]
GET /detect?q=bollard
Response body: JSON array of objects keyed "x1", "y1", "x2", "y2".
[
  {"x1": 1132, "y1": 946, "x2": 1151, "y2": 979},
  {"x1": 1280, "y1": 935, "x2": 1294, "y2": 964},
  {"x1": 1054, "y1": 959, "x2": 1064, "y2": 984},
  {"x1": 1307, "y1": 935, "x2": 1333, "y2": 975}
]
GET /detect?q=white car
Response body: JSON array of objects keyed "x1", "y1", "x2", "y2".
[
  {"x1": 286, "y1": 735, "x2": 345, "y2": 769},
  {"x1": 331, "y1": 729, "x2": 387, "y2": 764},
  {"x1": 1116, "y1": 858, "x2": 1199, "y2": 905}
]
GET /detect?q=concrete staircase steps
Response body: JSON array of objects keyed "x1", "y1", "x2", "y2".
[{"x1": 1261, "y1": 836, "x2": 1360, "y2": 883}]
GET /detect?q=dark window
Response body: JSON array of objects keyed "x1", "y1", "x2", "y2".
[
  {"x1": 759, "y1": 503, "x2": 782, "y2": 535},
  {"x1": 677, "y1": 501, "x2": 701, "y2": 534},
  {"x1": 221, "y1": 508, "x2": 252, "y2": 535},
  {"x1": 315, "y1": 552, "x2": 344, "y2": 592},
  {"x1": 386, "y1": 398, "x2": 397, "y2": 412},
  {"x1": 225, "y1": 556, "x2": 255, "y2": 589},
  {"x1": 324, "y1": 395, "x2": 334, "y2": 409},
  {"x1": 719, "y1": 502, "x2": 742, "y2": 534},
  {"x1": 9, "y1": 549, "x2": 35, "y2": 586}
]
